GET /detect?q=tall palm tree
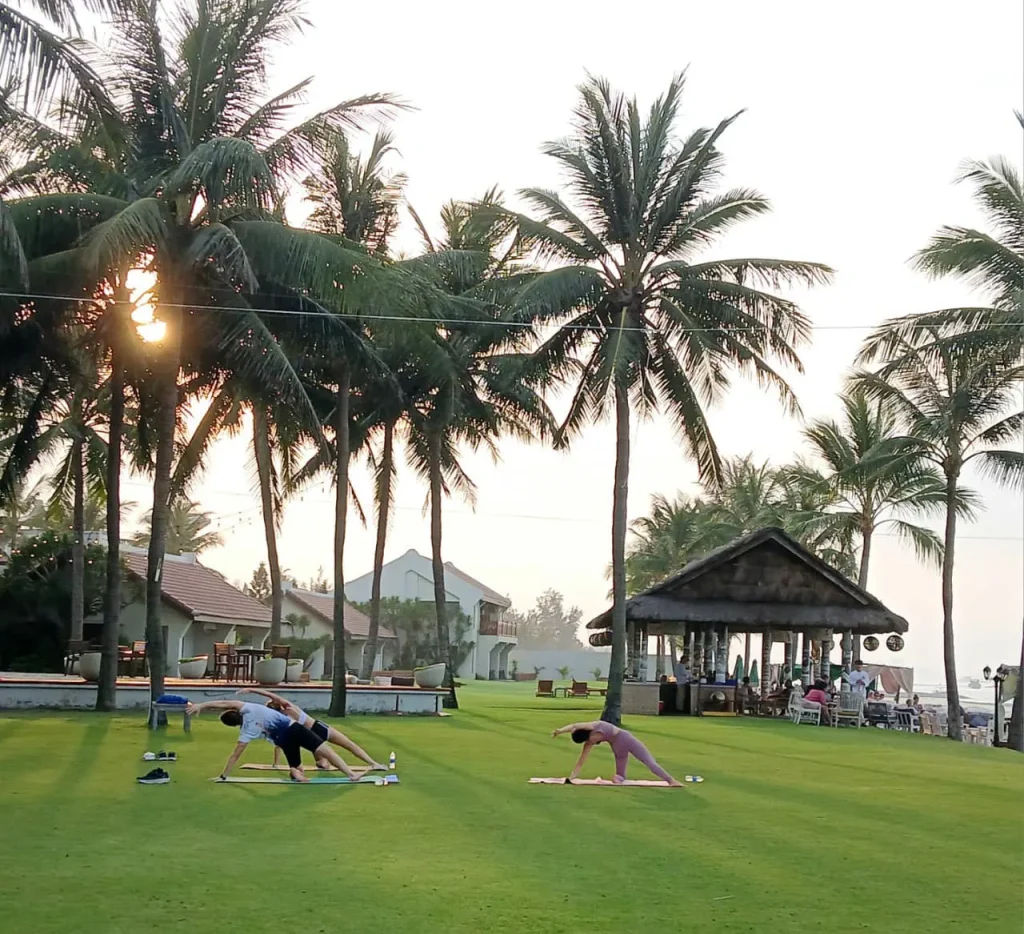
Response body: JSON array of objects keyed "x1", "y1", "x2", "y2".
[
  {"x1": 852, "y1": 333, "x2": 1023, "y2": 740},
  {"x1": 515, "y1": 76, "x2": 830, "y2": 722},
  {"x1": 405, "y1": 190, "x2": 553, "y2": 705},
  {"x1": 624, "y1": 494, "x2": 717, "y2": 595},
  {"x1": 130, "y1": 498, "x2": 223, "y2": 555},
  {"x1": 788, "y1": 389, "x2": 975, "y2": 661}
]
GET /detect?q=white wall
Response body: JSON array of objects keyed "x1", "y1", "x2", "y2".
[
  {"x1": 280, "y1": 594, "x2": 333, "y2": 641},
  {"x1": 116, "y1": 600, "x2": 192, "y2": 675},
  {"x1": 509, "y1": 648, "x2": 672, "y2": 681}
]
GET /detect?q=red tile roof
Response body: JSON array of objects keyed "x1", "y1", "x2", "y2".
[
  {"x1": 285, "y1": 589, "x2": 395, "y2": 640},
  {"x1": 123, "y1": 553, "x2": 271, "y2": 625},
  {"x1": 443, "y1": 560, "x2": 511, "y2": 608}
]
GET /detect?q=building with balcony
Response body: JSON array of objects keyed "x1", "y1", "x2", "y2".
[{"x1": 345, "y1": 549, "x2": 516, "y2": 680}]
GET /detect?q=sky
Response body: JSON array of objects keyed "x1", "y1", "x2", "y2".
[{"x1": 114, "y1": 0, "x2": 1023, "y2": 684}]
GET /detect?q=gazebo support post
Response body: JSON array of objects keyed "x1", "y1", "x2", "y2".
[
  {"x1": 760, "y1": 631, "x2": 772, "y2": 698},
  {"x1": 717, "y1": 626, "x2": 729, "y2": 682},
  {"x1": 783, "y1": 636, "x2": 794, "y2": 682},
  {"x1": 820, "y1": 629, "x2": 833, "y2": 685},
  {"x1": 842, "y1": 631, "x2": 854, "y2": 671},
  {"x1": 801, "y1": 631, "x2": 812, "y2": 686},
  {"x1": 743, "y1": 632, "x2": 751, "y2": 678},
  {"x1": 704, "y1": 627, "x2": 716, "y2": 683}
]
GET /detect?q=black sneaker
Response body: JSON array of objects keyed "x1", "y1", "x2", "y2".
[
  {"x1": 157, "y1": 751, "x2": 177, "y2": 761},
  {"x1": 137, "y1": 768, "x2": 170, "y2": 784}
]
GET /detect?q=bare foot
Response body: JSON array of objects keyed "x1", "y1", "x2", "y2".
[
  {"x1": 369, "y1": 762, "x2": 387, "y2": 771},
  {"x1": 668, "y1": 780, "x2": 684, "y2": 787},
  {"x1": 290, "y1": 769, "x2": 310, "y2": 783}
]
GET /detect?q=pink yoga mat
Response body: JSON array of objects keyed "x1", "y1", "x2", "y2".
[{"x1": 529, "y1": 776, "x2": 702, "y2": 786}]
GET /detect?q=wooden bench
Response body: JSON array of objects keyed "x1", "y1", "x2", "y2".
[{"x1": 149, "y1": 702, "x2": 192, "y2": 732}]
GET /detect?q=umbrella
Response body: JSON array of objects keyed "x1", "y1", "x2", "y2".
[
  {"x1": 749, "y1": 660, "x2": 759, "y2": 687},
  {"x1": 733, "y1": 655, "x2": 745, "y2": 681}
]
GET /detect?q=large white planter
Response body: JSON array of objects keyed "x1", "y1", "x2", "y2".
[
  {"x1": 414, "y1": 663, "x2": 446, "y2": 689},
  {"x1": 79, "y1": 652, "x2": 102, "y2": 682},
  {"x1": 254, "y1": 657, "x2": 286, "y2": 685},
  {"x1": 285, "y1": 660, "x2": 304, "y2": 683},
  {"x1": 178, "y1": 657, "x2": 208, "y2": 679},
  {"x1": 306, "y1": 647, "x2": 325, "y2": 681}
]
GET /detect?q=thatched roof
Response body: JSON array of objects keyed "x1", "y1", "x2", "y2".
[{"x1": 587, "y1": 526, "x2": 909, "y2": 635}]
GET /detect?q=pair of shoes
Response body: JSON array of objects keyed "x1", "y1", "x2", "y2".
[
  {"x1": 137, "y1": 768, "x2": 170, "y2": 784},
  {"x1": 142, "y1": 751, "x2": 177, "y2": 761}
]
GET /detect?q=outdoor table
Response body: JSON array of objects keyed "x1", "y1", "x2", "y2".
[{"x1": 234, "y1": 647, "x2": 265, "y2": 682}]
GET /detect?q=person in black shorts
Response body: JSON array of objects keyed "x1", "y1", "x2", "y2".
[
  {"x1": 238, "y1": 688, "x2": 386, "y2": 771},
  {"x1": 186, "y1": 699, "x2": 358, "y2": 782}
]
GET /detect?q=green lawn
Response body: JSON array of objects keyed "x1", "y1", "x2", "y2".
[{"x1": 1, "y1": 682, "x2": 1020, "y2": 933}]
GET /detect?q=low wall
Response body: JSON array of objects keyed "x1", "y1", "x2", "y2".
[{"x1": 0, "y1": 678, "x2": 446, "y2": 715}]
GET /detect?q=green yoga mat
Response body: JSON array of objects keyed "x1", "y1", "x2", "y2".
[{"x1": 212, "y1": 774, "x2": 399, "y2": 785}]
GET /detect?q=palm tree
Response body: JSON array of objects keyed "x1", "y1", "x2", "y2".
[
  {"x1": 852, "y1": 334, "x2": 1023, "y2": 740},
  {"x1": 405, "y1": 191, "x2": 553, "y2": 705},
  {"x1": 624, "y1": 494, "x2": 717, "y2": 594},
  {"x1": 788, "y1": 389, "x2": 976, "y2": 662},
  {"x1": 130, "y1": 498, "x2": 223, "y2": 555},
  {"x1": 515, "y1": 76, "x2": 830, "y2": 722}
]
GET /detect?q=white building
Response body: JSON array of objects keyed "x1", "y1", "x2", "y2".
[{"x1": 345, "y1": 549, "x2": 516, "y2": 680}]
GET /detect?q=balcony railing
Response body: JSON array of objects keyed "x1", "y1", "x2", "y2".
[{"x1": 479, "y1": 619, "x2": 517, "y2": 638}]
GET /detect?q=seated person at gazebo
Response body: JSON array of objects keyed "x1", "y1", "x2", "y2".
[
  {"x1": 736, "y1": 677, "x2": 755, "y2": 714},
  {"x1": 802, "y1": 680, "x2": 834, "y2": 725}
]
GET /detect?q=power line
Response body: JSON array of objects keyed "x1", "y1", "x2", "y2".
[{"x1": 4, "y1": 289, "x2": 1022, "y2": 334}]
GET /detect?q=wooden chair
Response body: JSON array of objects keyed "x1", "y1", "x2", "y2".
[
  {"x1": 835, "y1": 691, "x2": 865, "y2": 728},
  {"x1": 568, "y1": 681, "x2": 590, "y2": 698},
  {"x1": 64, "y1": 640, "x2": 89, "y2": 676},
  {"x1": 212, "y1": 643, "x2": 244, "y2": 681},
  {"x1": 536, "y1": 679, "x2": 555, "y2": 698},
  {"x1": 270, "y1": 644, "x2": 291, "y2": 660},
  {"x1": 129, "y1": 641, "x2": 147, "y2": 677}
]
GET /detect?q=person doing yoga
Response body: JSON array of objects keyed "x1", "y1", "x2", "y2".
[{"x1": 551, "y1": 720, "x2": 683, "y2": 786}]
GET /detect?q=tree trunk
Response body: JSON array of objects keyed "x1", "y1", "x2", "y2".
[
  {"x1": 361, "y1": 418, "x2": 394, "y2": 680},
  {"x1": 145, "y1": 306, "x2": 182, "y2": 711},
  {"x1": 69, "y1": 435, "x2": 85, "y2": 642},
  {"x1": 654, "y1": 635, "x2": 665, "y2": 678},
  {"x1": 1008, "y1": 619, "x2": 1023, "y2": 752},
  {"x1": 849, "y1": 525, "x2": 873, "y2": 663},
  {"x1": 941, "y1": 473, "x2": 962, "y2": 740},
  {"x1": 96, "y1": 349, "x2": 123, "y2": 711},
  {"x1": 601, "y1": 380, "x2": 630, "y2": 726},
  {"x1": 744, "y1": 632, "x2": 751, "y2": 676},
  {"x1": 428, "y1": 430, "x2": 458, "y2": 709},
  {"x1": 253, "y1": 406, "x2": 282, "y2": 644},
  {"x1": 329, "y1": 367, "x2": 351, "y2": 717}
]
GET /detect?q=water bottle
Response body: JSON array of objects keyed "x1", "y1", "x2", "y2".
[{"x1": 388, "y1": 751, "x2": 396, "y2": 771}]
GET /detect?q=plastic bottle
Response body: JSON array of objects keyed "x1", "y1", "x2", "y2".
[{"x1": 388, "y1": 751, "x2": 396, "y2": 771}]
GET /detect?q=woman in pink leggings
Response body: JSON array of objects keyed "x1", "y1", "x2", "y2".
[{"x1": 551, "y1": 720, "x2": 683, "y2": 785}]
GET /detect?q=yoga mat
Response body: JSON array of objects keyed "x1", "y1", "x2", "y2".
[
  {"x1": 529, "y1": 776, "x2": 703, "y2": 786},
  {"x1": 241, "y1": 764, "x2": 375, "y2": 772},
  {"x1": 213, "y1": 773, "x2": 400, "y2": 785}
]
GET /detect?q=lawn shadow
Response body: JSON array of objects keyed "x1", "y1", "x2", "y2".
[{"x1": 51, "y1": 717, "x2": 111, "y2": 794}]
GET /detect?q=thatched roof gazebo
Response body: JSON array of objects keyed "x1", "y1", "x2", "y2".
[{"x1": 587, "y1": 526, "x2": 909, "y2": 706}]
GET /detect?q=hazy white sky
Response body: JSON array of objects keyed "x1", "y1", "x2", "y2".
[{"x1": 122, "y1": 0, "x2": 1023, "y2": 683}]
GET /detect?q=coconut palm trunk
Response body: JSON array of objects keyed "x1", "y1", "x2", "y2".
[
  {"x1": 69, "y1": 434, "x2": 85, "y2": 642},
  {"x1": 602, "y1": 379, "x2": 630, "y2": 725},
  {"x1": 145, "y1": 307, "x2": 182, "y2": 708},
  {"x1": 941, "y1": 475, "x2": 962, "y2": 740},
  {"x1": 361, "y1": 418, "x2": 394, "y2": 680},
  {"x1": 1008, "y1": 620, "x2": 1023, "y2": 753},
  {"x1": 329, "y1": 367, "x2": 351, "y2": 717},
  {"x1": 96, "y1": 351, "x2": 123, "y2": 710},
  {"x1": 427, "y1": 431, "x2": 458, "y2": 708},
  {"x1": 847, "y1": 523, "x2": 874, "y2": 663},
  {"x1": 253, "y1": 406, "x2": 282, "y2": 643}
]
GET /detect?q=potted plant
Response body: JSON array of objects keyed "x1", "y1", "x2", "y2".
[
  {"x1": 254, "y1": 656, "x2": 286, "y2": 685},
  {"x1": 178, "y1": 656, "x2": 209, "y2": 679},
  {"x1": 413, "y1": 663, "x2": 446, "y2": 689},
  {"x1": 557, "y1": 665, "x2": 571, "y2": 683},
  {"x1": 591, "y1": 667, "x2": 602, "y2": 681},
  {"x1": 285, "y1": 658, "x2": 304, "y2": 682},
  {"x1": 79, "y1": 651, "x2": 102, "y2": 682}
]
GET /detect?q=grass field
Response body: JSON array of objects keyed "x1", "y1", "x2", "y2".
[{"x1": 1, "y1": 682, "x2": 1020, "y2": 933}]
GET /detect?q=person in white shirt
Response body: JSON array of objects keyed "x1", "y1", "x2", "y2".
[
  {"x1": 847, "y1": 660, "x2": 870, "y2": 695},
  {"x1": 186, "y1": 699, "x2": 358, "y2": 782},
  {"x1": 673, "y1": 658, "x2": 691, "y2": 685}
]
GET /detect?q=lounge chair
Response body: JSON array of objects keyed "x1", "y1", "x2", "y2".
[
  {"x1": 835, "y1": 691, "x2": 865, "y2": 728},
  {"x1": 568, "y1": 681, "x2": 590, "y2": 698},
  {"x1": 536, "y1": 679, "x2": 555, "y2": 698}
]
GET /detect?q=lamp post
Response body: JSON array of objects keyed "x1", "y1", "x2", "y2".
[{"x1": 983, "y1": 665, "x2": 1008, "y2": 747}]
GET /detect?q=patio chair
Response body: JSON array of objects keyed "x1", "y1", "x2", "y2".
[
  {"x1": 895, "y1": 707, "x2": 921, "y2": 733},
  {"x1": 865, "y1": 702, "x2": 897, "y2": 729},
  {"x1": 536, "y1": 679, "x2": 555, "y2": 698},
  {"x1": 212, "y1": 643, "x2": 244, "y2": 681},
  {"x1": 787, "y1": 690, "x2": 821, "y2": 725},
  {"x1": 568, "y1": 681, "x2": 590, "y2": 698},
  {"x1": 129, "y1": 641, "x2": 147, "y2": 677},
  {"x1": 64, "y1": 639, "x2": 89, "y2": 676},
  {"x1": 835, "y1": 691, "x2": 865, "y2": 728},
  {"x1": 270, "y1": 644, "x2": 291, "y2": 660}
]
